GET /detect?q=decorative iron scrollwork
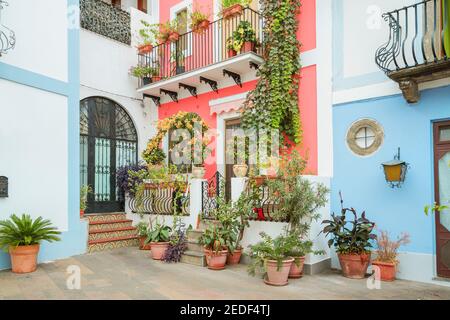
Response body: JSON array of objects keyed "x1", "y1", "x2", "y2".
[
  {"x1": 201, "y1": 172, "x2": 226, "y2": 219},
  {"x1": 0, "y1": 0, "x2": 16, "y2": 56}
]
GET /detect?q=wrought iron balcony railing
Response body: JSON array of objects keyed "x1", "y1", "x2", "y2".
[
  {"x1": 80, "y1": 0, "x2": 131, "y2": 45},
  {"x1": 137, "y1": 7, "x2": 263, "y2": 86},
  {"x1": 375, "y1": 0, "x2": 449, "y2": 73}
]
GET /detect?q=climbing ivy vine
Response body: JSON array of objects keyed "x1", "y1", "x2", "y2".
[{"x1": 242, "y1": 0, "x2": 302, "y2": 145}]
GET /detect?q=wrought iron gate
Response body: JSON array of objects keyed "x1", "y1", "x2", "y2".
[
  {"x1": 201, "y1": 171, "x2": 226, "y2": 219},
  {"x1": 80, "y1": 97, "x2": 138, "y2": 213}
]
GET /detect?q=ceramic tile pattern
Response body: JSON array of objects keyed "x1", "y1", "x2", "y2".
[{"x1": 1, "y1": 248, "x2": 450, "y2": 300}]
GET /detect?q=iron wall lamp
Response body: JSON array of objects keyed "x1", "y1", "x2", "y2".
[{"x1": 382, "y1": 147, "x2": 409, "y2": 188}]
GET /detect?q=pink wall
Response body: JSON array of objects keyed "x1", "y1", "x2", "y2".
[
  {"x1": 159, "y1": 0, "x2": 214, "y2": 24},
  {"x1": 298, "y1": 0, "x2": 316, "y2": 52}
]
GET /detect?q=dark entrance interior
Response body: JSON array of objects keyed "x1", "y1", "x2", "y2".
[{"x1": 80, "y1": 97, "x2": 138, "y2": 213}]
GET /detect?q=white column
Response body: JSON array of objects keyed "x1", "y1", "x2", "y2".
[
  {"x1": 231, "y1": 177, "x2": 248, "y2": 203},
  {"x1": 188, "y1": 178, "x2": 206, "y2": 229}
]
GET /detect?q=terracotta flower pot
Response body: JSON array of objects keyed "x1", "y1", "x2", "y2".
[
  {"x1": 228, "y1": 49, "x2": 237, "y2": 58},
  {"x1": 289, "y1": 256, "x2": 305, "y2": 279},
  {"x1": 253, "y1": 176, "x2": 266, "y2": 187},
  {"x1": 223, "y1": 4, "x2": 243, "y2": 19},
  {"x1": 139, "y1": 236, "x2": 152, "y2": 250},
  {"x1": 338, "y1": 253, "x2": 371, "y2": 279},
  {"x1": 233, "y1": 164, "x2": 248, "y2": 177},
  {"x1": 372, "y1": 260, "x2": 397, "y2": 282},
  {"x1": 227, "y1": 248, "x2": 242, "y2": 265},
  {"x1": 138, "y1": 44, "x2": 153, "y2": 54},
  {"x1": 80, "y1": 209, "x2": 85, "y2": 218},
  {"x1": 150, "y1": 242, "x2": 169, "y2": 260},
  {"x1": 193, "y1": 20, "x2": 210, "y2": 33},
  {"x1": 204, "y1": 248, "x2": 228, "y2": 270},
  {"x1": 264, "y1": 258, "x2": 294, "y2": 286},
  {"x1": 9, "y1": 244, "x2": 40, "y2": 274},
  {"x1": 192, "y1": 166, "x2": 206, "y2": 179},
  {"x1": 241, "y1": 41, "x2": 255, "y2": 53},
  {"x1": 152, "y1": 76, "x2": 162, "y2": 82},
  {"x1": 168, "y1": 32, "x2": 180, "y2": 42}
]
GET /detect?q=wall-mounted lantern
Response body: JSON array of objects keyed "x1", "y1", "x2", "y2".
[
  {"x1": 0, "y1": 176, "x2": 8, "y2": 197},
  {"x1": 0, "y1": 0, "x2": 16, "y2": 57},
  {"x1": 382, "y1": 148, "x2": 409, "y2": 188}
]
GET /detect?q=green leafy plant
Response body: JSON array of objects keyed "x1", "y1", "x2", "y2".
[
  {"x1": 321, "y1": 192, "x2": 377, "y2": 255},
  {"x1": 138, "y1": 20, "x2": 158, "y2": 46},
  {"x1": 285, "y1": 228, "x2": 324, "y2": 266},
  {"x1": 145, "y1": 147, "x2": 166, "y2": 165},
  {"x1": 229, "y1": 20, "x2": 256, "y2": 52},
  {"x1": 0, "y1": 214, "x2": 61, "y2": 250},
  {"x1": 247, "y1": 232, "x2": 294, "y2": 276},
  {"x1": 190, "y1": 10, "x2": 210, "y2": 30},
  {"x1": 221, "y1": 0, "x2": 251, "y2": 9},
  {"x1": 424, "y1": 202, "x2": 449, "y2": 216},
  {"x1": 130, "y1": 65, "x2": 159, "y2": 78},
  {"x1": 136, "y1": 221, "x2": 149, "y2": 237},
  {"x1": 145, "y1": 222, "x2": 172, "y2": 243},
  {"x1": 242, "y1": 0, "x2": 302, "y2": 145},
  {"x1": 199, "y1": 224, "x2": 227, "y2": 254},
  {"x1": 80, "y1": 185, "x2": 92, "y2": 211}
]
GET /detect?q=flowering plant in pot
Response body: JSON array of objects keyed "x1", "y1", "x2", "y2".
[
  {"x1": 372, "y1": 230, "x2": 410, "y2": 282},
  {"x1": 247, "y1": 232, "x2": 294, "y2": 286},
  {"x1": 321, "y1": 192, "x2": 377, "y2": 279},
  {"x1": 190, "y1": 10, "x2": 210, "y2": 34},
  {"x1": 226, "y1": 37, "x2": 237, "y2": 57},
  {"x1": 80, "y1": 185, "x2": 92, "y2": 218},
  {"x1": 232, "y1": 20, "x2": 257, "y2": 53},
  {"x1": 199, "y1": 223, "x2": 228, "y2": 270},
  {"x1": 145, "y1": 221, "x2": 172, "y2": 260},
  {"x1": 157, "y1": 20, "x2": 180, "y2": 43},
  {"x1": 0, "y1": 214, "x2": 61, "y2": 273}
]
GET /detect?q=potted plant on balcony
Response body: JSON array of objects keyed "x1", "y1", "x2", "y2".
[
  {"x1": 248, "y1": 232, "x2": 294, "y2": 286},
  {"x1": 158, "y1": 19, "x2": 180, "y2": 43},
  {"x1": 137, "y1": 20, "x2": 157, "y2": 54},
  {"x1": 321, "y1": 192, "x2": 377, "y2": 279},
  {"x1": 199, "y1": 223, "x2": 228, "y2": 270},
  {"x1": 190, "y1": 10, "x2": 210, "y2": 34},
  {"x1": 0, "y1": 214, "x2": 61, "y2": 273},
  {"x1": 226, "y1": 37, "x2": 237, "y2": 58},
  {"x1": 221, "y1": 0, "x2": 250, "y2": 20},
  {"x1": 233, "y1": 20, "x2": 257, "y2": 53},
  {"x1": 80, "y1": 185, "x2": 92, "y2": 218},
  {"x1": 145, "y1": 221, "x2": 172, "y2": 260},
  {"x1": 372, "y1": 230, "x2": 410, "y2": 282},
  {"x1": 130, "y1": 65, "x2": 161, "y2": 85}
]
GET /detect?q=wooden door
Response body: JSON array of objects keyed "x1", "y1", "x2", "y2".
[{"x1": 434, "y1": 120, "x2": 450, "y2": 278}]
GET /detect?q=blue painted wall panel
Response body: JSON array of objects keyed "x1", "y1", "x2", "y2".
[{"x1": 332, "y1": 86, "x2": 450, "y2": 255}]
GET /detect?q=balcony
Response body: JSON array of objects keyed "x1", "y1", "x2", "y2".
[
  {"x1": 375, "y1": 0, "x2": 450, "y2": 103},
  {"x1": 136, "y1": 7, "x2": 264, "y2": 103},
  {"x1": 80, "y1": 0, "x2": 131, "y2": 45}
]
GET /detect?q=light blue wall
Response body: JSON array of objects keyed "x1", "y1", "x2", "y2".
[
  {"x1": 332, "y1": 86, "x2": 450, "y2": 255},
  {"x1": 0, "y1": 0, "x2": 87, "y2": 270}
]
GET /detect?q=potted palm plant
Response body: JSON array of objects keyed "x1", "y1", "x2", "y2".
[
  {"x1": 0, "y1": 214, "x2": 61, "y2": 273},
  {"x1": 145, "y1": 221, "x2": 172, "y2": 260},
  {"x1": 199, "y1": 224, "x2": 228, "y2": 270},
  {"x1": 80, "y1": 185, "x2": 92, "y2": 218},
  {"x1": 248, "y1": 232, "x2": 294, "y2": 286},
  {"x1": 372, "y1": 230, "x2": 410, "y2": 282},
  {"x1": 322, "y1": 192, "x2": 377, "y2": 279}
]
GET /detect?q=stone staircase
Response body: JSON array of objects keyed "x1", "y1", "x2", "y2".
[
  {"x1": 87, "y1": 213, "x2": 139, "y2": 253},
  {"x1": 180, "y1": 229, "x2": 207, "y2": 267}
]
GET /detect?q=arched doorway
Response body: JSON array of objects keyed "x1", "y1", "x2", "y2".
[{"x1": 80, "y1": 97, "x2": 138, "y2": 213}]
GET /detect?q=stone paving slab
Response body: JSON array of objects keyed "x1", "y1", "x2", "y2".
[{"x1": 1, "y1": 248, "x2": 450, "y2": 300}]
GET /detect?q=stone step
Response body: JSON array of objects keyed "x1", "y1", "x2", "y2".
[
  {"x1": 186, "y1": 229, "x2": 204, "y2": 242},
  {"x1": 88, "y1": 219, "x2": 133, "y2": 232},
  {"x1": 88, "y1": 235, "x2": 139, "y2": 253},
  {"x1": 180, "y1": 250, "x2": 206, "y2": 267},
  {"x1": 186, "y1": 241, "x2": 203, "y2": 252},
  {"x1": 86, "y1": 212, "x2": 127, "y2": 223},
  {"x1": 88, "y1": 226, "x2": 137, "y2": 242}
]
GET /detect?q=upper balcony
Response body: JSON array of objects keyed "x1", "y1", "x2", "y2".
[
  {"x1": 375, "y1": 0, "x2": 450, "y2": 103},
  {"x1": 136, "y1": 7, "x2": 264, "y2": 104}
]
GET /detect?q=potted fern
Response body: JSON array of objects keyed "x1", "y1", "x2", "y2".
[{"x1": 0, "y1": 214, "x2": 61, "y2": 273}]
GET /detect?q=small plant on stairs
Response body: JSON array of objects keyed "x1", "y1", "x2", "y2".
[{"x1": 145, "y1": 220, "x2": 171, "y2": 260}]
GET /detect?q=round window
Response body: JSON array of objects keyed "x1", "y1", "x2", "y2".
[{"x1": 346, "y1": 119, "x2": 384, "y2": 156}]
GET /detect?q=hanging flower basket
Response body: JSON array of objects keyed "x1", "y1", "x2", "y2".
[
  {"x1": 192, "y1": 19, "x2": 210, "y2": 34},
  {"x1": 137, "y1": 44, "x2": 153, "y2": 55}
]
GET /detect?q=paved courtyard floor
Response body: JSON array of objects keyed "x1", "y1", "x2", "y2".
[{"x1": 1, "y1": 247, "x2": 450, "y2": 300}]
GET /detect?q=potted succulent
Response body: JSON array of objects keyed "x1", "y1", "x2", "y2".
[
  {"x1": 221, "y1": 0, "x2": 250, "y2": 19},
  {"x1": 145, "y1": 222, "x2": 172, "y2": 260},
  {"x1": 80, "y1": 185, "x2": 92, "y2": 218},
  {"x1": 372, "y1": 230, "x2": 410, "y2": 282},
  {"x1": 248, "y1": 232, "x2": 294, "y2": 286},
  {"x1": 0, "y1": 214, "x2": 61, "y2": 273},
  {"x1": 137, "y1": 221, "x2": 151, "y2": 250},
  {"x1": 199, "y1": 223, "x2": 228, "y2": 270},
  {"x1": 137, "y1": 20, "x2": 157, "y2": 54},
  {"x1": 232, "y1": 20, "x2": 257, "y2": 53},
  {"x1": 190, "y1": 10, "x2": 210, "y2": 34},
  {"x1": 322, "y1": 192, "x2": 377, "y2": 279}
]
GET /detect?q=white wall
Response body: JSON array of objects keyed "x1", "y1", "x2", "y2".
[
  {"x1": 0, "y1": 80, "x2": 69, "y2": 230},
  {"x1": 0, "y1": 0, "x2": 68, "y2": 82}
]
